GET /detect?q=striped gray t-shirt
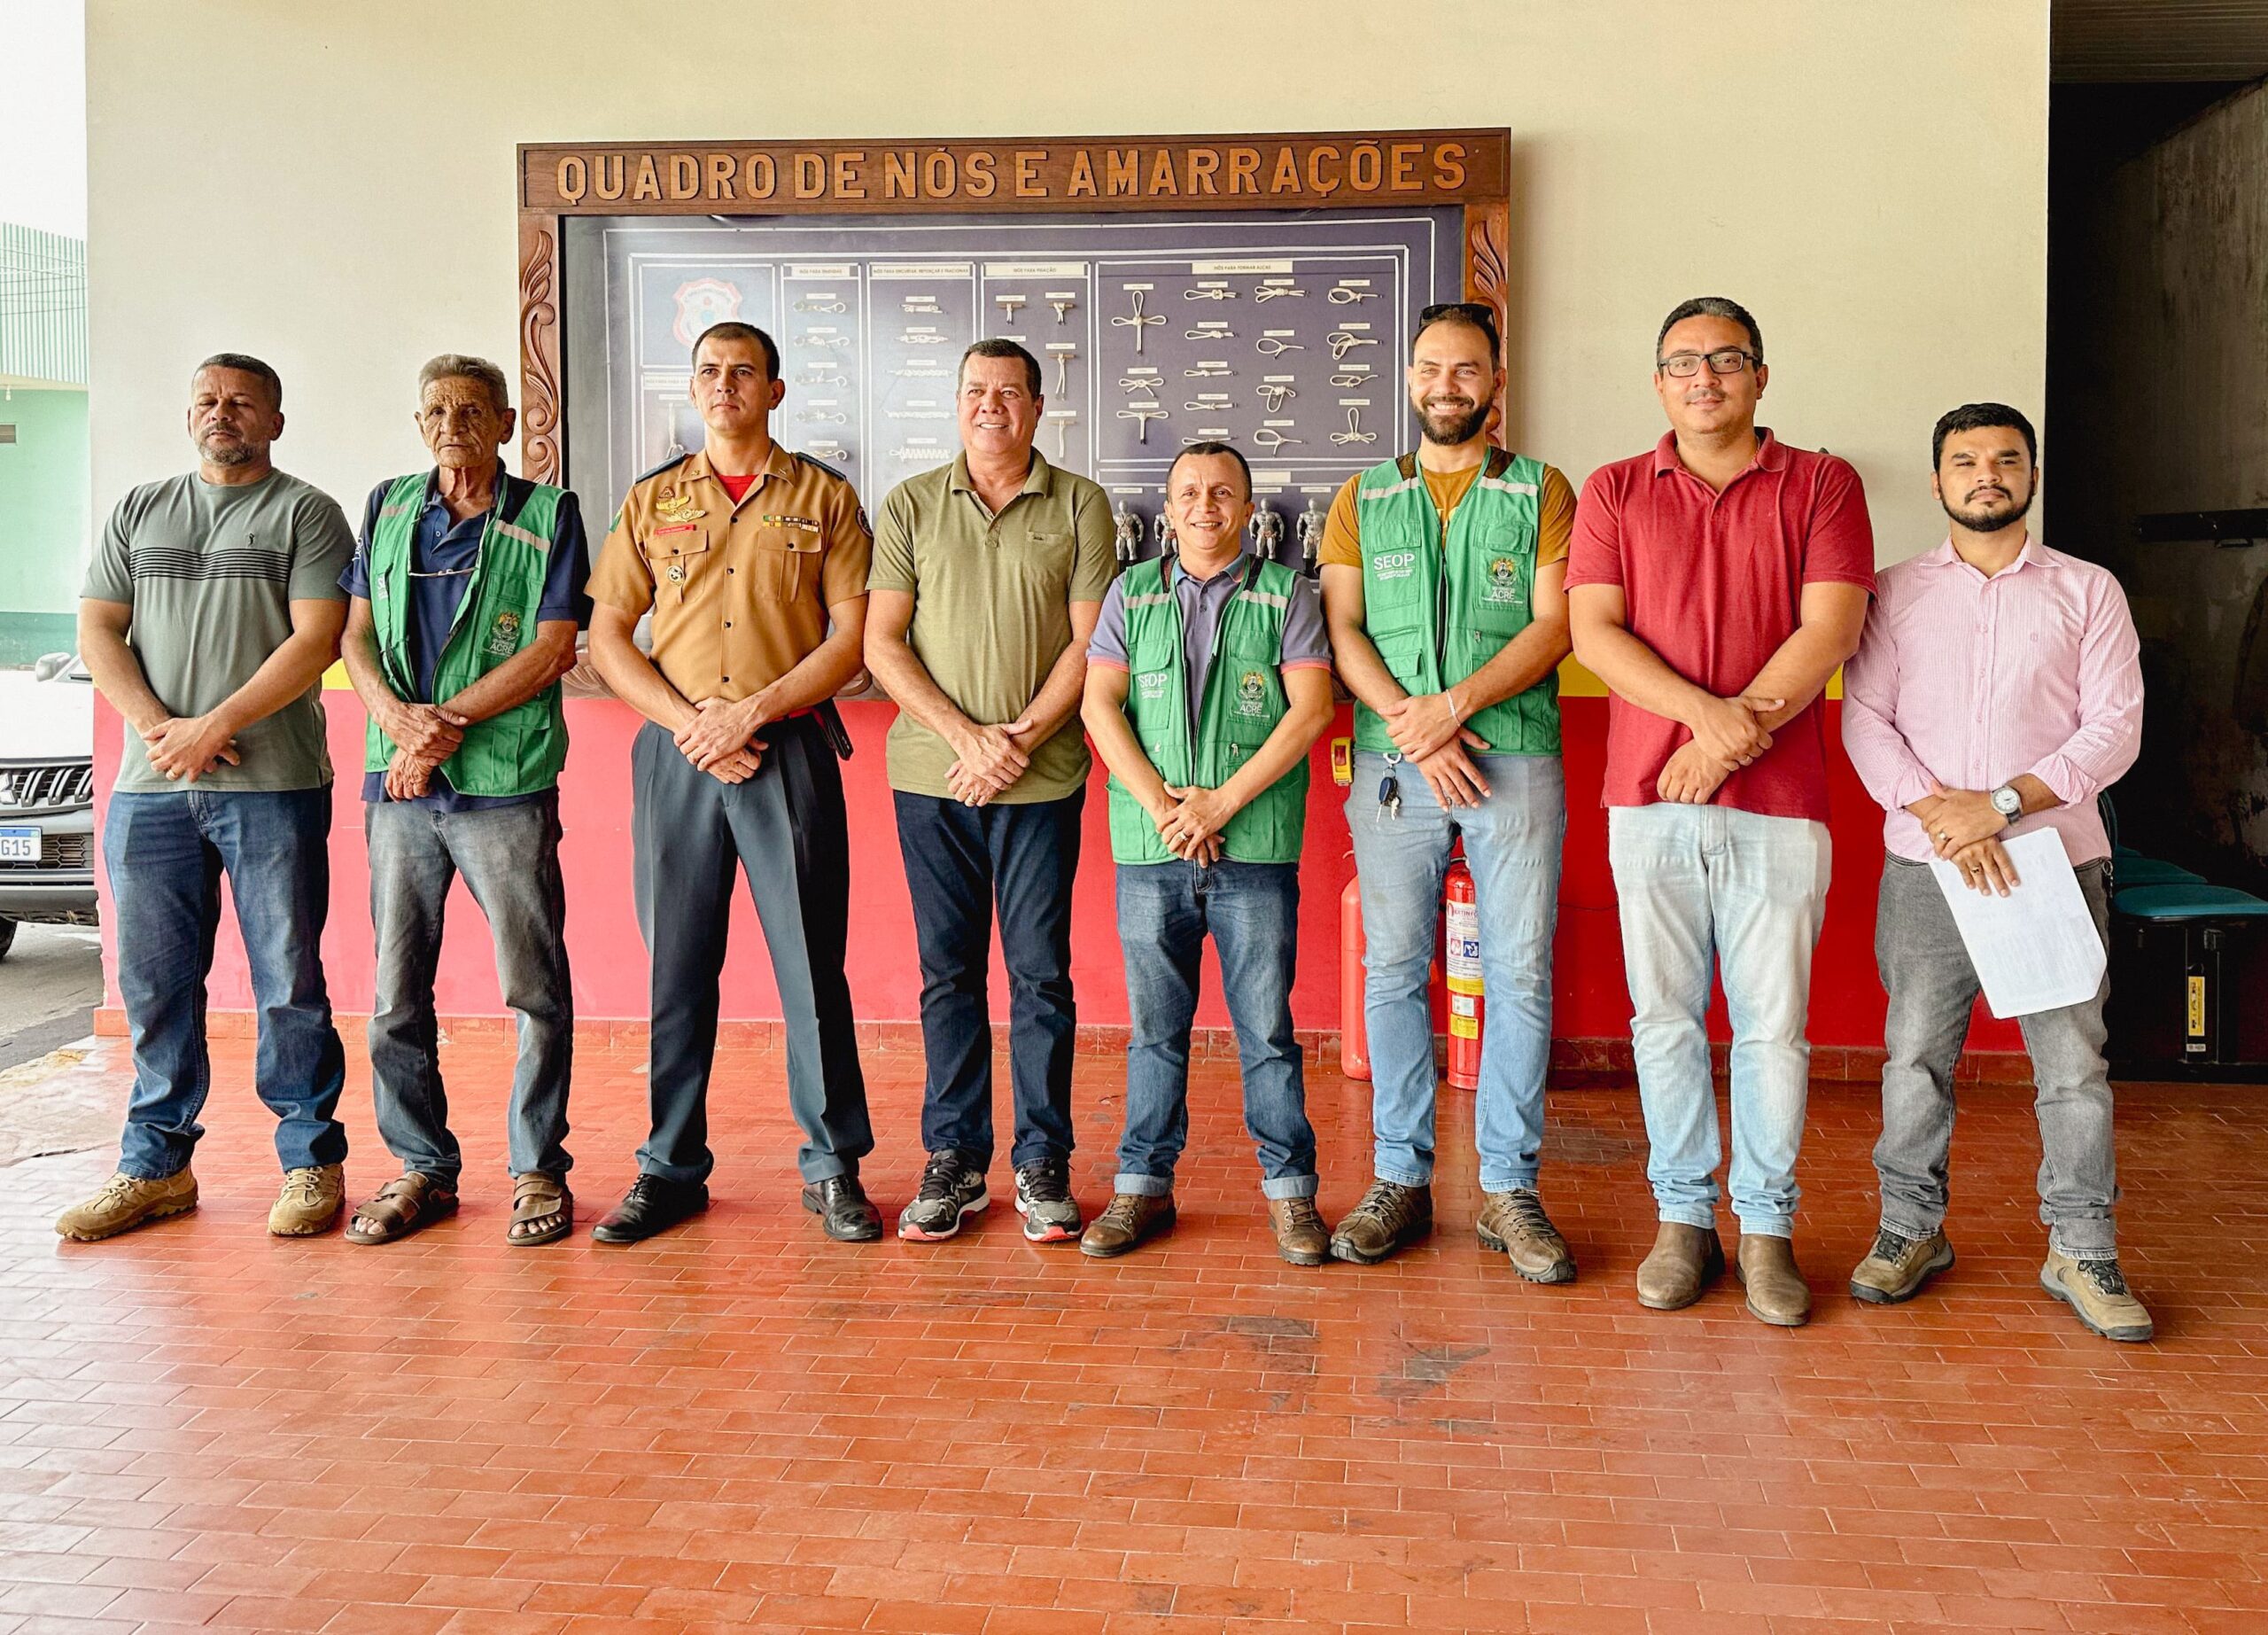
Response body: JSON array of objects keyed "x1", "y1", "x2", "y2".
[{"x1": 84, "y1": 469, "x2": 353, "y2": 792}]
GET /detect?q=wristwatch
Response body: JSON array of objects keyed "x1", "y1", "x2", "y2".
[{"x1": 1989, "y1": 782, "x2": 2023, "y2": 821}]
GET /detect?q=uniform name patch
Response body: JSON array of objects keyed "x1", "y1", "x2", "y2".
[
  {"x1": 1136, "y1": 672, "x2": 1169, "y2": 702},
  {"x1": 1371, "y1": 549, "x2": 1417, "y2": 581}
]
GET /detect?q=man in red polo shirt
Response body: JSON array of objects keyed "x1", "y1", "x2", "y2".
[{"x1": 1567, "y1": 297, "x2": 1875, "y2": 1327}]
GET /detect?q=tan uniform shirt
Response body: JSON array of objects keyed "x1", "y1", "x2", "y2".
[{"x1": 589, "y1": 443, "x2": 871, "y2": 704}]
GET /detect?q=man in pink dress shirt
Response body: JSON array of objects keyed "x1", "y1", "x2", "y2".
[{"x1": 1841, "y1": 403, "x2": 2151, "y2": 1343}]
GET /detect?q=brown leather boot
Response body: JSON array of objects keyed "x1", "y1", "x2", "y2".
[
  {"x1": 1268, "y1": 1195, "x2": 1330, "y2": 1266},
  {"x1": 1078, "y1": 1192, "x2": 1175, "y2": 1258},
  {"x1": 1476, "y1": 1187, "x2": 1576, "y2": 1283},
  {"x1": 1328, "y1": 1180, "x2": 1433, "y2": 1265},
  {"x1": 1736, "y1": 1234, "x2": 1813, "y2": 1327},
  {"x1": 1635, "y1": 1221, "x2": 1724, "y2": 1310}
]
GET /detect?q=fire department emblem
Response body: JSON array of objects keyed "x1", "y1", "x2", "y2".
[
  {"x1": 671, "y1": 276, "x2": 743, "y2": 348},
  {"x1": 1236, "y1": 668, "x2": 1269, "y2": 716}
]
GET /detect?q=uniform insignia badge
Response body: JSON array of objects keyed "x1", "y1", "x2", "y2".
[
  {"x1": 1237, "y1": 668, "x2": 1269, "y2": 716},
  {"x1": 664, "y1": 561, "x2": 688, "y2": 585},
  {"x1": 484, "y1": 610, "x2": 522, "y2": 658},
  {"x1": 1485, "y1": 556, "x2": 1525, "y2": 603},
  {"x1": 761, "y1": 513, "x2": 821, "y2": 531},
  {"x1": 655, "y1": 491, "x2": 704, "y2": 525}
]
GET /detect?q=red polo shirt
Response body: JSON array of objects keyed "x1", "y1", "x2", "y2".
[{"x1": 1565, "y1": 429, "x2": 1876, "y2": 821}]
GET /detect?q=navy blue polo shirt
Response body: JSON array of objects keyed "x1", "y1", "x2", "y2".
[{"x1": 342, "y1": 471, "x2": 591, "y2": 810}]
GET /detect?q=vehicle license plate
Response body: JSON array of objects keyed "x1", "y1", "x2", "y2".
[{"x1": 0, "y1": 827, "x2": 39, "y2": 862}]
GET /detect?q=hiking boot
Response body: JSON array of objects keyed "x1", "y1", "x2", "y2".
[
  {"x1": 1014, "y1": 1156, "x2": 1083, "y2": 1244},
  {"x1": 1268, "y1": 1195, "x2": 1330, "y2": 1267},
  {"x1": 1079, "y1": 1191, "x2": 1175, "y2": 1257},
  {"x1": 1476, "y1": 1187, "x2": 1576, "y2": 1283},
  {"x1": 55, "y1": 1169, "x2": 198, "y2": 1242},
  {"x1": 1328, "y1": 1180, "x2": 1433, "y2": 1265},
  {"x1": 1850, "y1": 1226, "x2": 1955, "y2": 1304},
  {"x1": 2040, "y1": 1249, "x2": 2154, "y2": 1342},
  {"x1": 268, "y1": 1164, "x2": 346, "y2": 1237},
  {"x1": 897, "y1": 1150, "x2": 990, "y2": 1241},
  {"x1": 1635, "y1": 1221, "x2": 1724, "y2": 1310},
  {"x1": 1736, "y1": 1233, "x2": 1813, "y2": 1327}
]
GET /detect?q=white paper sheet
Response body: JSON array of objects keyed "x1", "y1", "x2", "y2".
[{"x1": 1928, "y1": 829, "x2": 2108, "y2": 1019}]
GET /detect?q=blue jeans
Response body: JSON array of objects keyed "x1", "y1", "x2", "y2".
[
  {"x1": 1345, "y1": 751, "x2": 1565, "y2": 1192},
  {"x1": 1114, "y1": 860, "x2": 1317, "y2": 1199},
  {"x1": 895, "y1": 790, "x2": 1081, "y2": 1169},
  {"x1": 366, "y1": 794, "x2": 573, "y2": 1185},
  {"x1": 103, "y1": 787, "x2": 347, "y2": 1179},
  {"x1": 1607, "y1": 803, "x2": 1832, "y2": 1238}
]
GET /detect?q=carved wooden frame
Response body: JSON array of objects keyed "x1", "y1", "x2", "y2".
[{"x1": 516, "y1": 129, "x2": 1511, "y2": 483}]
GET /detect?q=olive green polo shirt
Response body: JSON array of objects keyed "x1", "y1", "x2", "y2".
[{"x1": 868, "y1": 450, "x2": 1119, "y2": 802}]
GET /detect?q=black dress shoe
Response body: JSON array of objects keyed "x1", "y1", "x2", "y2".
[
  {"x1": 591, "y1": 1175, "x2": 710, "y2": 1243},
  {"x1": 802, "y1": 1174, "x2": 882, "y2": 1242}
]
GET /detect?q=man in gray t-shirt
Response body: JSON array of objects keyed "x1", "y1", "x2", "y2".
[{"x1": 57, "y1": 353, "x2": 355, "y2": 1246}]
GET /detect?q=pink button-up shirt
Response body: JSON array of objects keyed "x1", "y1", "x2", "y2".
[{"x1": 1842, "y1": 537, "x2": 2143, "y2": 864}]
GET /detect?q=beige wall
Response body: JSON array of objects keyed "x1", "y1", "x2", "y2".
[{"x1": 88, "y1": 0, "x2": 2047, "y2": 563}]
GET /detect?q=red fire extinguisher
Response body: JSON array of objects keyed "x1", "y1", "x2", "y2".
[
  {"x1": 1338, "y1": 864, "x2": 1451, "y2": 1083},
  {"x1": 1340, "y1": 873, "x2": 1371, "y2": 1080},
  {"x1": 1444, "y1": 857, "x2": 1483, "y2": 1091}
]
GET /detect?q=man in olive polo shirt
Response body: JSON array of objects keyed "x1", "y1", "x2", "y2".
[
  {"x1": 586, "y1": 320, "x2": 879, "y2": 1245},
  {"x1": 865, "y1": 339, "x2": 1119, "y2": 1244}
]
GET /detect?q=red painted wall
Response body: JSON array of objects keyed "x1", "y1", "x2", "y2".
[{"x1": 93, "y1": 691, "x2": 2023, "y2": 1052}]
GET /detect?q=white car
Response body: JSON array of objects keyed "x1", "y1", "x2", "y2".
[{"x1": 0, "y1": 653, "x2": 97, "y2": 959}]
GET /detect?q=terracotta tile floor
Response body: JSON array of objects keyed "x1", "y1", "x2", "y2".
[{"x1": 4, "y1": 1033, "x2": 2265, "y2": 1634}]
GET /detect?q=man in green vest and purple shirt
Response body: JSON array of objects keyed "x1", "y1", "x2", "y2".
[
  {"x1": 336, "y1": 354, "x2": 590, "y2": 1248},
  {"x1": 1079, "y1": 440, "x2": 1337, "y2": 1264}
]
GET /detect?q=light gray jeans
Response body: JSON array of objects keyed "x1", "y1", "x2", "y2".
[
  {"x1": 1608, "y1": 803, "x2": 1832, "y2": 1238},
  {"x1": 1873, "y1": 854, "x2": 2118, "y2": 1257}
]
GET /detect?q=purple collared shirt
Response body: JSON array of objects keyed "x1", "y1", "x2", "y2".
[{"x1": 1842, "y1": 536, "x2": 2143, "y2": 864}]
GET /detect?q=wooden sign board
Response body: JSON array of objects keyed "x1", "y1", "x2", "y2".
[{"x1": 516, "y1": 129, "x2": 1511, "y2": 482}]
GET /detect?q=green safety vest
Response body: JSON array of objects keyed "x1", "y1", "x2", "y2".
[
  {"x1": 1107, "y1": 554, "x2": 1310, "y2": 866},
  {"x1": 362, "y1": 471, "x2": 570, "y2": 798},
  {"x1": 1353, "y1": 447, "x2": 1560, "y2": 756}
]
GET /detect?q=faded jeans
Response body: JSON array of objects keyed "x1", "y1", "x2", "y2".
[
  {"x1": 1873, "y1": 854, "x2": 2118, "y2": 1257},
  {"x1": 1346, "y1": 751, "x2": 1565, "y2": 1192},
  {"x1": 366, "y1": 794, "x2": 573, "y2": 1184},
  {"x1": 104, "y1": 787, "x2": 347, "y2": 1179},
  {"x1": 1114, "y1": 859, "x2": 1317, "y2": 1199},
  {"x1": 1608, "y1": 803, "x2": 1831, "y2": 1237}
]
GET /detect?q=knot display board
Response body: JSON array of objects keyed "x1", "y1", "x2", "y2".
[{"x1": 561, "y1": 206, "x2": 1466, "y2": 569}]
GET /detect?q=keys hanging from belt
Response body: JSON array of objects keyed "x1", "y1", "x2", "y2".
[{"x1": 1378, "y1": 753, "x2": 1404, "y2": 821}]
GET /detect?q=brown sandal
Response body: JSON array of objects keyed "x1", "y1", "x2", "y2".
[
  {"x1": 509, "y1": 1172, "x2": 573, "y2": 1246},
  {"x1": 344, "y1": 1173, "x2": 459, "y2": 1245}
]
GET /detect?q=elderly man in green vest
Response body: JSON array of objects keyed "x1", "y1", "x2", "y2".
[
  {"x1": 1319, "y1": 303, "x2": 1579, "y2": 1274},
  {"x1": 1079, "y1": 441, "x2": 1337, "y2": 1263},
  {"x1": 337, "y1": 354, "x2": 589, "y2": 1248}
]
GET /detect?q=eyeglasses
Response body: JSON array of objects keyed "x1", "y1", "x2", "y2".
[{"x1": 1656, "y1": 347, "x2": 1759, "y2": 378}]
